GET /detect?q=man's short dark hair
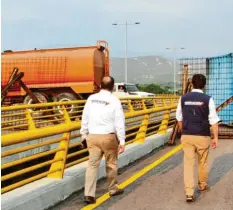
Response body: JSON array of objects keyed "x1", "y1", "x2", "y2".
[
  {"x1": 101, "y1": 76, "x2": 115, "y2": 91},
  {"x1": 192, "y1": 74, "x2": 206, "y2": 89}
]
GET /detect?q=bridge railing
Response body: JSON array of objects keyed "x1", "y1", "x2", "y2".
[
  {"x1": 1, "y1": 96, "x2": 179, "y2": 132},
  {"x1": 1, "y1": 96, "x2": 178, "y2": 194}
]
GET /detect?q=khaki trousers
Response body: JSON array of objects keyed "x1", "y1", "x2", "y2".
[
  {"x1": 181, "y1": 135, "x2": 211, "y2": 196},
  {"x1": 84, "y1": 134, "x2": 119, "y2": 197}
]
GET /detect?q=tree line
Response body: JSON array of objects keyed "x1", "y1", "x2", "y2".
[{"x1": 136, "y1": 84, "x2": 173, "y2": 94}]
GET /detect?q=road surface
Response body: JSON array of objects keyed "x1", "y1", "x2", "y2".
[{"x1": 51, "y1": 138, "x2": 233, "y2": 210}]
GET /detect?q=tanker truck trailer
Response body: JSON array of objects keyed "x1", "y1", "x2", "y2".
[{"x1": 1, "y1": 40, "x2": 109, "y2": 105}]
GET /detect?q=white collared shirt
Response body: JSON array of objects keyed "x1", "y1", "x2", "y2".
[
  {"x1": 176, "y1": 89, "x2": 220, "y2": 125},
  {"x1": 80, "y1": 90, "x2": 126, "y2": 145}
]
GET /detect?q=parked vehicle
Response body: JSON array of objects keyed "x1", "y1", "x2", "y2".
[
  {"x1": 113, "y1": 82, "x2": 155, "y2": 97},
  {"x1": 1, "y1": 41, "x2": 109, "y2": 105}
]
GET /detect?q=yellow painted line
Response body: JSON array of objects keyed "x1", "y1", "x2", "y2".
[{"x1": 81, "y1": 144, "x2": 183, "y2": 210}]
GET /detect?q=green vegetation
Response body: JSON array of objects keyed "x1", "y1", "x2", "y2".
[{"x1": 136, "y1": 84, "x2": 173, "y2": 94}]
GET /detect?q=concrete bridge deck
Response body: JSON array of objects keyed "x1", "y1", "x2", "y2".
[{"x1": 51, "y1": 139, "x2": 233, "y2": 210}]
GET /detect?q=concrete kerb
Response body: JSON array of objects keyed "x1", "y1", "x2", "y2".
[{"x1": 1, "y1": 129, "x2": 172, "y2": 210}]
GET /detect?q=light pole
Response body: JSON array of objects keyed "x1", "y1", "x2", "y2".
[
  {"x1": 166, "y1": 46, "x2": 185, "y2": 94},
  {"x1": 112, "y1": 21, "x2": 140, "y2": 84}
]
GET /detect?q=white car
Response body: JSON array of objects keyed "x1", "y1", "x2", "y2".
[{"x1": 113, "y1": 83, "x2": 155, "y2": 97}]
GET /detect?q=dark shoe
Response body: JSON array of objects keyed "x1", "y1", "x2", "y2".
[
  {"x1": 186, "y1": 195, "x2": 194, "y2": 202},
  {"x1": 84, "y1": 196, "x2": 96, "y2": 204},
  {"x1": 198, "y1": 185, "x2": 210, "y2": 192},
  {"x1": 109, "y1": 188, "x2": 124, "y2": 197}
]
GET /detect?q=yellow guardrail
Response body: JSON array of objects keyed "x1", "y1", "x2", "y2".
[
  {"x1": 1, "y1": 97, "x2": 178, "y2": 194},
  {"x1": 1, "y1": 96, "x2": 178, "y2": 132},
  {"x1": 152, "y1": 94, "x2": 179, "y2": 98}
]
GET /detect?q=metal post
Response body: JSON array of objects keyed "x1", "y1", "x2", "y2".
[
  {"x1": 166, "y1": 47, "x2": 185, "y2": 95},
  {"x1": 125, "y1": 21, "x2": 128, "y2": 83},
  {"x1": 183, "y1": 64, "x2": 189, "y2": 94},
  {"x1": 112, "y1": 21, "x2": 140, "y2": 84},
  {"x1": 173, "y1": 47, "x2": 176, "y2": 95}
]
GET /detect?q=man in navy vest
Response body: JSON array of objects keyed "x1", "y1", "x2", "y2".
[{"x1": 176, "y1": 74, "x2": 220, "y2": 202}]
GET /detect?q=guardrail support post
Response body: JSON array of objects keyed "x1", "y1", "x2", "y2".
[
  {"x1": 158, "y1": 105, "x2": 171, "y2": 135},
  {"x1": 152, "y1": 99, "x2": 157, "y2": 108},
  {"x1": 47, "y1": 105, "x2": 71, "y2": 179},
  {"x1": 25, "y1": 108, "x2": 36, "y2": 130},
  {"x1": 135, "y1": 99, "x2": 149, "y2": 143},
  {"x1": 142, "y1": 99, "x2": 147, "y2": 110},
  {"x1": 135, "y1": 114, "x2": 150, "y2": 144},
  {"x1": 127, "y1": 100, "x2": 134, "y2": 112},
  {"x1": 172, "y1": 98, "x2": 175, "y2": 105}
]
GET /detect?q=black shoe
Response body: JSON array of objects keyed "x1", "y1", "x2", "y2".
[
  {"x1": 84, "y1": 196, "x2": 96, "y2": 204},
  {"x1": 109, "y1": 189, "x2": 124, "y2": 197},
  {"x1": 186, "y1": 195, "x2": 194, "y2": 202}
]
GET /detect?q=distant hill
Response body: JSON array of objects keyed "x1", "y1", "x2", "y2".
[{"x1": 110, "y1": 56, "x2": 180, "y2": 87}]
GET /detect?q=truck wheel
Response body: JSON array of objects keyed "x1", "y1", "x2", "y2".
[
  {"x1": 23, "y1": 92, "x2": 48, "y2": 117},
  {"x1": 53, "y1": 93, "x2": 79, "y2": 120}
]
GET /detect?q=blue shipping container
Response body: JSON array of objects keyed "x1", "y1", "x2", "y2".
[{"x1": 206, "y1": 53, "x2": 233, "y2": 125}]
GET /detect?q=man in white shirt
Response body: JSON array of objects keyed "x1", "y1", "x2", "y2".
[
  {"x1": 80, "y1": 76, "x2": 125, "y2": 204},
  {"x1": 176, "y1": 74, "x2": 220, "y2": 202}
]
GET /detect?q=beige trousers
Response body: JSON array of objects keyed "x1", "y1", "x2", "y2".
[
  {"x1": 84, "y1": 134, "x2": 119, "y2": 197},
  {"x1": 181, "y1": 135, "x2": 211, "y2": 196}
]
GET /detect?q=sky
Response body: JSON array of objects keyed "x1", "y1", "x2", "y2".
[{"x1": 1, "y1": 0, "x2": 233, "y2": 58}]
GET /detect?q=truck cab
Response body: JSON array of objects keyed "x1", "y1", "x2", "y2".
[{"x1": 113, "y1": 83, "x2": 155, "y2": 97}]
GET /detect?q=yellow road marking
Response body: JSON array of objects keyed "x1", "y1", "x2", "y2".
[{"x1": 81, "y1": 144, "x2": 183, "y2": 210}]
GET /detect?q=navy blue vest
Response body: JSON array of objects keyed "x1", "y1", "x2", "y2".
[{"x1": 181, "y1": 92, "x2": 211, "y2": 136}]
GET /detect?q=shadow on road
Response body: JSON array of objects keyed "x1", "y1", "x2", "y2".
[
  {"x1": 194, "y1": 152, "x2": 233, "y2": 200},
  {"x1": 208, "y1": 152, "x2": 233, "y2": 187}
]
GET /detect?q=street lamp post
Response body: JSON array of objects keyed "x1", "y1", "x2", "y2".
[
  {"x1": 112, "y1": 21, "x2": 140, "y2": 84},
  {"x1": 166, "y1": 47, "x2": 185, "y2": 95}
]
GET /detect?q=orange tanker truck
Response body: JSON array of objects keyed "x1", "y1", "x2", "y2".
[{"x1": 1, "y1": 40, "x2": 109, "y2": 105}]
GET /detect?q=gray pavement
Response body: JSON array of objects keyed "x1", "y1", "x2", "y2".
[{"x1": 51, "y1": 139, "x2": 233, "y2": 210}]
